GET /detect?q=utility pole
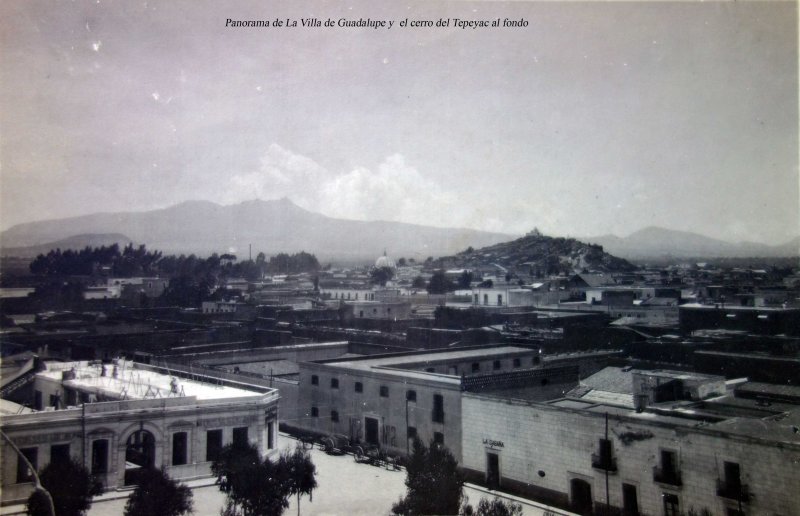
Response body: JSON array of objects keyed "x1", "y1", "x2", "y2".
[
  {"x1": 605, "y1": 412, "x2": 610, "y2": 513},
  {"x1": 1, "y1": 429, "x2": 56, "y2": 516}
]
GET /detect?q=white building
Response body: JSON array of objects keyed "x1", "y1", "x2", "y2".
[{"x1": 1, "y1": 360, "x2": 280, "y2": 505}]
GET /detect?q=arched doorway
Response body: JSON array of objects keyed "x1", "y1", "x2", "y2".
[
  {"x1": 124, "y1": 429, "x2": 156, "y2": 485},
  {"x1": 570, "y1": 478, "x2": 593, "y2": 516}
]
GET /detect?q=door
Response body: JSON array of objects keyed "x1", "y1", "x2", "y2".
[
  {"x1": 486, "y1": 452, "x2": 500, "y2": 489},
  {"x1": 365, "y1": 417, "x2": 379, "y2": 446},
  {"x1": 570, "y1": 478, "x2": 593, "y2": 516},
  {"x1": 124, "y1": 430, "x2": 156, "y2": 485}
]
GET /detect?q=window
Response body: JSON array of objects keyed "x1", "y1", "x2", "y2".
[
  {"x1": 483, "y1": 294, "x2": 488, "y2": 305},
  {"x1": 91, "y1": 439, "x2": 108, "y2": 474},
  {"x1": 172, "y1": 432, "x2": 188, "y2": 466},
  {"x1": 206, "y1": 430, "x2": 223, "y2": 462},
  {"x1": 592, "y1": 438, "x2": 616, "y2": 471},
  {"x1": 407, "y1": 426, "x2": 417, "y2": 439},
  {"x1": 380, "y1": 385, "x2": 389, "y2": 397},
  {"x1": 433, "y1": 432, "x2": 444, "y2": 445},
  {"x1": 493, "y1": 360, "x2": 501, "y2": 370},
  {"x1": 497, "y1": 294, "x2": 503, "y2": 305},
  {"x1": 432, "y1": 394, "x2": 444, "y2": 423},
  {"x1": 34, "y1": 390, "x2": 42, "y2": 411},
  {"x1": 331, "y1": 410, "x2": 339, "y2": 422},
  {"x1": 16, "y1": 447, "x2": 37, "y2": 483},
  {"x1": 311, "y1": 375, "x2": 319, "y2": 386},
  {"x1": 426, "y1": 367, "x2": 435, "y2": 373},
  {"x1": 471, "y1": 362, "x2": 480, "y2": 373},
  {"x1": 622, "y1": 483, "x2": 639, "y2": 516},
  {"x1": 723, "y1": 461, "x2": 741, "y2": 489},
  {"x1": 662, "y1": 493, "x2": 679, "y2": 516},
  {"x1": 513, "y1": 358, "x2": 521, "y2": 367},
  {"x1": 267, "y1": 420, "x2": 275, "y2": 449},
  {"x1": 311, "y1": 406, "x2": 319, "y2": 417},
  {"x1": 331, "y1": 378, "x2": 339, "y2": 389},
  {"x1": 406, "y1": 390, "x2": 417, "y2": 402},
  {"x1": 50, "y1": 444, "x2": 70, "y2": 465},
  {"x1": 533, "y1": 356, "x2": 541, "y2": 365},
  {"x1": 355, "y1": 382, "x2": 363, "y2": 393},
  {"x1": 718, "y1": 461, "x2": 747, "y2": 501},
  {"x1": 233, "y1": 427, "x2": 248, "y2": 447}
]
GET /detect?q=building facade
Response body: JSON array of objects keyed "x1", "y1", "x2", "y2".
[
  {"x1": 0, "y1": 360, "x2": 280, "y2": 505},
  {"x1": 461, "y1": 372, "x2": 800, "y2": 516}
]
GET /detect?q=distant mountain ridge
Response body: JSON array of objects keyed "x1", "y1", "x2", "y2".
[
  {"x1": 586, "y1": 226, "x2": 799, "y2": 259},
  {"x1": 0, "y1": 233, "x2": 133, "y2": 259},
  {"x1": 0, "y1": 199, "x2": 514, "y2": 261}
]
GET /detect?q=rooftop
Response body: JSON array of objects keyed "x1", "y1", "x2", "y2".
[{"x1": 39, "y1": 360, "x2": 264, "y2": 401}]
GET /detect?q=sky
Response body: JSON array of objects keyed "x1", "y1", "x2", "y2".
[{"x1": 1, "y1": 0, "x2": 797, "y2": 245}]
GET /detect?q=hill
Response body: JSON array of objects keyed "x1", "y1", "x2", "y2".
[
  {"x1": 0, "y1": 199, "x2": 513, "y2": 262},
  {"x1": 437, "y1": 231, "x2": 637, "y2": 274},
  {"x1": 587, "y1": 226, "x2": 799, "y2": 259}
]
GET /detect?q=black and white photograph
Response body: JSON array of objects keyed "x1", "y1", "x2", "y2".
[{"x1": 0, "y1": 1, "x2": 798, "y2": 515}]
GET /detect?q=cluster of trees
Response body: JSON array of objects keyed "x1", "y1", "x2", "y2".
[
  {"x1": 26, "y1": 459, "x2": 192, "y2": 516},
  {"x1": 393, "y1": 439, "x2": 522, "y2": 516},
  {"x1": 426, "y1": 270, "x2": 478, "y2": 293},
  {"x1": 370, "y1": 266, "x2": 395, "y2": 286},
  {"x1": 29, "y1": 244, "x2": 162, "y2": 277},
  {"x1": 212, "y1": 442, "x2": 317, "y2": 516},
  {"x1": 29, "y1": 244, "x2": 321, "y2": 282}
]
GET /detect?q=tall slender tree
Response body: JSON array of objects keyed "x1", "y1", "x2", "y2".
[{"x1": 282, "y1": 445, "x2": 318, "y2": 516}]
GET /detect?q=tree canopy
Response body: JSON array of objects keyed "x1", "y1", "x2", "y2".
[
  {"x1": 123, "y1": 467, "x2": 193, "y2": 516},
  {"x1": 426, "y1": 271, "x2": 456, "y2": 294},
  {"x1": 392, "y1": 438, "x2": 464, "y2": 516},
  {"x1": 370, "y1": 266, "x2": 395, "y2": 286},
  {"x1": 212, "y1": 442, "x2": 317, "y2": 516},
  {"x1": 461, "y1": 497, "x2": 523, "y2": 516},
  {"x1": 282, "y1": 445, "x2": 318, "y2": 516},
  {"x1": 26, "y1": 458, "x2": 103, "y2": 516}
]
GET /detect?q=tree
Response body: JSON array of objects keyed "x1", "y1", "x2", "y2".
[
  {"x1": 212, "y1": 442, "x2": 290, "y2": 516},
  {"x1": 27, "y1": 458, "x2": 103, "y2": 516},
  {"x1": 371, "y1": 266, "x2": 394, "y2": 286},
  {"x1": 426, "y1": 271, "x2": 455, "y2": 294},
  {"x1": 397, "y1": 258, "x2": 407, "y2": 267},
  {"x1": 392, "y1": 439, "x2": 464, "y2": 516},
  {"x1": 457, "y1": 271, "x2": 474, "y2": 289},
  {"x1": 282, "y1": 445, "x2": 318, "y2": 516},
  {"x1": 411, "y1": 276, "x2": 427, "y2": 289},
  {"x1": 123, "y1": 467, "x2": 193, "y2": 516},
  {"x1": 461, "y1": 497, "x2": 523, "y2": 516}
]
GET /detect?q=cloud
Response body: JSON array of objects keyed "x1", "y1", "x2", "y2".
[{"x1": 222, "y1": 144, "x2": 563, "y2": 236}]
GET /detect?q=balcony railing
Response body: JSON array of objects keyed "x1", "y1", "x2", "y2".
[
  {"x1": 716, "y1": 480, "x2": 750, "y2": 503},
  {"x1": 653, "y1": 466, "x2": 682, "y2": 487},
  {"x1": 591, "y1": 453, "x2": 617, "y2": 473}
]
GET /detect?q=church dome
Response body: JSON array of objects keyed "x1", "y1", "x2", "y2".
[{"x1": 375, "y1": 251, "x2": 396, "y2": 269}]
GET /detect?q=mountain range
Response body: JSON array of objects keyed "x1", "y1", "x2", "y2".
[
  {"x1": 586, "y1": 226, "x2": 799, "y2": 259},
  {"x1": 0, "y1": 199, "x2": 512, "y2": 262},
  {"x1": 1, "y1": 200, "x2": 796, "y2": 262}
]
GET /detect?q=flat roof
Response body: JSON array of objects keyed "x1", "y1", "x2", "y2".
[
  {"x1": 40, "y1": 360, "x2": 262, "y2": 400},
  {"x1": 319, "y1": 346, "x2": 536, "y2": 370},
  {"x1": 633, "y1": 369, "x2": 725, "y2": 382}
]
